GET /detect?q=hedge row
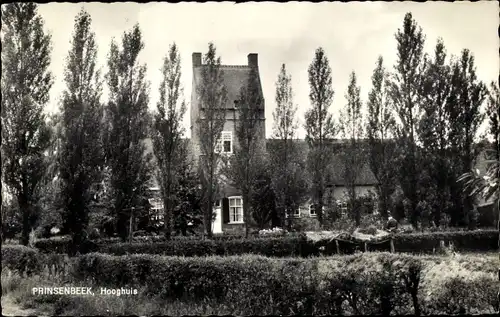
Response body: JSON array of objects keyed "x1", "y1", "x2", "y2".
[
  {"x1": 392, "y1": 229, "x2": 499, "y2": 253},
  {"x1": 99, "y1": 236, "x2": 318, "y2": 257},
  {"x1": 33, "y1": 229, "x2": 499, "y2": 256},
  {"x1": 1, "y1": 245, "x2": 42, "y2": 275},
  {"x1": 72, "y1": 252, "x2": 498, "y2": 315},
  {"x1": 33, "y1": 236, "x2": 99, "y2": 254}
]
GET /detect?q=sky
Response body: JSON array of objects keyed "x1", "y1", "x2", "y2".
[{"x1": 37, "y1": 1, "x2": 499, "y2": 139}]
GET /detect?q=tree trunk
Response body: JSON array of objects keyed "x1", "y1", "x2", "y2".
[
  {"x1": 206, "y1": 172, "x2": 213, "y2": 239},
  {"x1": 243, "y1": 191, "x2": 250, "y2": 238},
  {"x1": 19, "y1": 195, "x2": 30, "y2": 246}
]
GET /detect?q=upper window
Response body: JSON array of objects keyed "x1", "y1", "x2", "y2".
[
  {"x1": 229, "y1": 196, "x2": 244, "y2": 223},
  {"x1": 215, "y1": 131, "x2": 233, "y2": 154}
]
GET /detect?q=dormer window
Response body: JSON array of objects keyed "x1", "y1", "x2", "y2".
[{"x1": 234, "y1": 100, "x2": 239, "y2": 109}]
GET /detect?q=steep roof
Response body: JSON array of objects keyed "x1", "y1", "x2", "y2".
[
  {"x1": 266, "y1": 138, "x2": 379, "y2": 186},
  {"x1": 192, "y1": 65, "x2": 264, "y2": 109}
]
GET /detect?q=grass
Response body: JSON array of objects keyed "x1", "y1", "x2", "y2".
[{"x1": 2, "y1": 251, "x2": 498, "y2": 316}]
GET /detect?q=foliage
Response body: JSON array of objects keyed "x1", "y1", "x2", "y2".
[
  {"x1": 339, "y1": 71, "x2": 365, "y2": 226},
  {"x1": 104, "y1": 24, "x2": 153, "y2": 241},
  {"x1": 58, "y1": 9, "x2": 105, "y2": 255},
  {"x1": 1, "y1": 245, "x2": 42, "y2": 276},
  {"x1": 172, "y1": 147, "x2": 204, "y2": 236},
  {"x1": 392, "y1": 229, "x2": 498, "y2": 253},
  {"x1": 269, "y1": 64, "x2": 308, "y2": 229},
  {"x1": 447, "y1": 49, "x2": 488, "y2": 226},
  {"x1": 1, "y1": 3, "x2": 54, "y2": 245},
  {"x1": 68, "y1": 252, "x2": 492, "y2": 315},
  {"x1": 388, "y1": 12, "x2": 426, "y2": 228},
  {"x1": 226, "y1": 64, "x2": 264, "y2": 237},
  {"x1": 366, "y1": 56, "x2": 398, "y2": 219},
  {"x1": 249, "y1": 159, "x2": 277, "y2": 229},
  {"x1": 486, "y1": 81, "x2": 500, "y2": 160},
  {"x1": 417, "y1": 39, "x2": 454, "y2": 227},
  {"x1": 151, "y1": 42, "x2": 187, "y2": 240},
  {"x1": 97, "y1": 236, "x2": 317, "y2": 257},
  {"x1": 304, "y1": 47, "x2": 336, "y2": 225},
  {"x1": 196, "y1": 42, "x2": 228, "y2": 238}
]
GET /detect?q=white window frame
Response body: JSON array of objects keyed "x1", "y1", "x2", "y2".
[
  {"x1": 285, "y1": 207, "x2": 301, "y2": 218},
  {"x1": 338, "y1": 201, "x2": 348, "y2": 215},
  {"x1": 215, "y1": 131, "x2": 233, "y2": 154},
  {"x1": 309, "y1": 204, "x2": 325, "y2": 217},
  {"x1": 228, "y1": 196, "x2": 244, "y2": 223}
]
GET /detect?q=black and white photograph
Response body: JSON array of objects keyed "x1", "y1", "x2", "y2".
[{"x1": 1, "y1": 1, "x2": 499, "y2": 316}]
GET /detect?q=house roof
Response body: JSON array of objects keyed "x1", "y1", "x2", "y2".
[
  {"x1": 265, "y1": 138, "x2": 379, "y2": 186},
  {"x1": 192, "y1": 65, "x2": 264, "y2": 110}
]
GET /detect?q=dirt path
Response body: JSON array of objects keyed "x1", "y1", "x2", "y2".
[{"x1": 1, "y1": 295, "x2": 38, "y2": 316}]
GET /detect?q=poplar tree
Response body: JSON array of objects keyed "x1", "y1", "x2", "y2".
[
  {"x1": 305, "y1": 47, "x2": 336, "y2": 226},
  {"x1": 104, "y1": 24, "x2": 152, "y2": 241},
  {"x1": 197, "y1": 43, "x2": 228, "y2": 238},
  {"x1": 152, "y1": 43, "x2": 187, "y2": 240},
  {"x1": 417, "y1": 39, "x2": 453, "y2": 226},
  {"x1": 367, "y1": 56, "x2": 397, "y2": 220},
  {"x1": 447, "y1": 49, "x2": 487, "y2": 226},
  {"x1": 339, "y1": 71, "x2": 365, "y2": 226},
  {"x1": 229, "y1": 65, "x2": 264, "y2": 237},
  {"x1": 270, "y1": 64, "x2": 308, "y2": 229},
  {"x1": 1, "y1": 3, "x2": 53, "y2": 245},
  {"x1": 59, "y1": 9, "x2": 104, "y2": 253},
  {"x1": 388, "y1": 13, "x2": 426, "y2": 228}
]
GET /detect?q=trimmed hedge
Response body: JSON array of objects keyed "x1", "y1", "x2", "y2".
[
  {"x1": 34, "y1": 229, "x2": 499, "y2": 257},
  {"x1": 392, "y1": 229, "x2": 498, "y2": 253},
  {"x1": 99, "y1": 236, "x2": 319, "y2": 257},
  {"x1": 34, "y1": 236, "x2": 99, "y2": 254},
  {"x1": 73, "y1": 252, "x2": 422, "y2": 315},
  {"x1": 1, "y1": 245, "x2": 42, "y2": 275},
  {"x1": 71, "y1": 252, "x2": 498, "y2": 315}
]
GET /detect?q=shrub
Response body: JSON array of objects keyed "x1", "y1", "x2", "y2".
[
  {"x1": 71, "y1": 252, "x2": 429, "y2": 315},
  {"x1": 1, "y1": 245, "x2": 42, "y2": 275},
  {"x1": 99, "y1": 236, "x2": 319, "y2": 258},
  {"x1": 34, "y1": 236, "x2": 99, "y2": 255},
  {"x1": 421, "y1": 259, "x2": 499, "y2": 314},
  {"x1": 393, "y1": 229, "x2": 498, "y2": 254}
]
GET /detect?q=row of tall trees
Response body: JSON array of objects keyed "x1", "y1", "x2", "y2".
[
  {"x1": 2, "y1": 5, "x2": 497, "y2": 246},
  {"x1": 270, "y1": 12, "x2": 497, "y2": 229},
  {"x1": 1, "y1": 5, "x2": 199, "y2": 248}
]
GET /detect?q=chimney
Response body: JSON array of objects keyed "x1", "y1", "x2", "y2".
[
  {"x1": 192, "y1": 52, "x2": 202, "y2": 67},
  {"x1": 248, "y1": 53, "x2": 258, "y2": 68}
]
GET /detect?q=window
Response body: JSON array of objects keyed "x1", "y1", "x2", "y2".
[
  {"x1": 149, "y1": 198, "x2": 164, "y2": 220},
  {"x1": 308, "y1": 204, "x2": 320, "y2": 217},
  {"x1": 309, "y1": 204, "x2": 326, "y2": 217},
  {"x1": 229, "y1": 196, "x2": 243, "y2": 223},
  {"x1": 338, "y1": 201, "x2": 348, "y2": 215},
  {"x1": 285, "y1": 208, "x2": 300, "y2": 218},
  {"x1": 215, "y1": 131, "x2": 233, "y2": 154}
]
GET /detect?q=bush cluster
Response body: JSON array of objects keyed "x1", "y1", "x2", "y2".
[
  {"x1": 1, "y1": 245, "x2": 42, "y2": 275},
  {"x1": 71, "y1": 252, "x2": 498, "y2": 315}
]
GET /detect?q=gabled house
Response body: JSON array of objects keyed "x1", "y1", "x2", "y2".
[
  {"x1": 147, "y1": 52, "x2": 381, "y2": 233},
  {"x1": 189, "y1": 52, "x2": 266, "y2": 234}
]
